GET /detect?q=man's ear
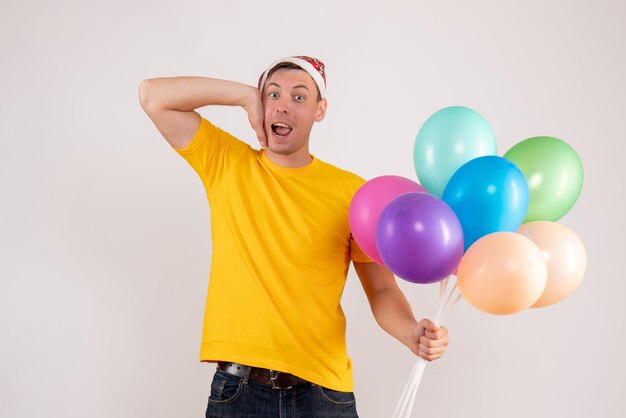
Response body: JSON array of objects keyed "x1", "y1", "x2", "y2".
[{"x1": 315, "y1": 98, "x2": 327, "y2": 122}]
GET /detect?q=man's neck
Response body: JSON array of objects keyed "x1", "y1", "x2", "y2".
[{"x1": 264, "y1": 148, "x2": 313, "y2": 168}]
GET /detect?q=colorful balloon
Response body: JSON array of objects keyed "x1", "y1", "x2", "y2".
[
  {"x1": 442, "y1": 156, "x2": 529, "y2": 251},
  {"x1": 414, "y1": 106, "x2": 497, "y2": 197},
  {"x1": 457, "y1": 232, "x2": 548, "y2": 315},
  {"x1": 517, "y1": 221, "x2": 587, "y2": 308},
  {"x1": 376, "y1": 192, "x2": 464, "y2": 284},
  {"x1": 349, "y1": 176, "x2": 426, "y2": 265},
  {"x1": 504, "y1": 136, "x2": 583, "y2": 222}
]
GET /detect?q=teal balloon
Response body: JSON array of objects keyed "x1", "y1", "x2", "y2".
[{"x1": 414, "y1": 106, "x2": 497, "y2": 197}]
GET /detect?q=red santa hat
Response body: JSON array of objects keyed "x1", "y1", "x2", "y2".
[{"x1": 258, "y1": 56, "x2": 326, "y2": 98}]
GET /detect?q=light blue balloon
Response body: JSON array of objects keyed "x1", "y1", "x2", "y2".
[
  {"x1": 442, "y1": 156, "x2": 529, "y2": 251},
  {"x1": 414, "y1": 106, "x2": 497, "y2": 197}
]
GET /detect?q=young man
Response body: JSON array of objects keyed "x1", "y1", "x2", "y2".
[{"x1": 139, "y1": 56, "x2": 449, "y2": 417}]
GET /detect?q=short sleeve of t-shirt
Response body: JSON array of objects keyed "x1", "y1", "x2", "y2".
[
  {"x1": 349, "y1": 234, "x2": 373, "y2": 263},
  {"x1": 173, "y1": 116, "x2": 251, "y2": 194}
]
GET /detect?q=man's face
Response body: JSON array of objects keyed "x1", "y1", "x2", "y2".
[{"x1": 262, "y1": 68, "x2": 327, "y2": 157}]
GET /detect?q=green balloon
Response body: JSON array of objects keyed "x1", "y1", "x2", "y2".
[{"x1": 504, "y1": 136, "x2": 583, "y2": 222}]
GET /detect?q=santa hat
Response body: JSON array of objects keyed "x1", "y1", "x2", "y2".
[{"x1": 258, "y1": 56, "x2": 326, "y2": 98}]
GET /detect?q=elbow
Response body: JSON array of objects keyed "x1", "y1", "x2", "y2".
[{"x1": 138, "y1": 79, "x2": 157, "y2": 112}]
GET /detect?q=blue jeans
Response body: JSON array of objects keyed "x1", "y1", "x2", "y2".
[{"x1": 206, "y1": 369, "x2": 359, "y2": 418}]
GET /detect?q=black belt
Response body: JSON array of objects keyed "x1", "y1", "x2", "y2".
[{"x1": 217, "y1": 361, "x2": 310, "y2": 390}]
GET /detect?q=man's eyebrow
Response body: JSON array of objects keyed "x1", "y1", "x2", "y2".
[{"x1": 266, "y1": 82, "x2": 310, "y2": 91}]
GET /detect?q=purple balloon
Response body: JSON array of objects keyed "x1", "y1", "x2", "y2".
[{"x1": 376, "y1": 192, "x2": 464, "y2": 284}]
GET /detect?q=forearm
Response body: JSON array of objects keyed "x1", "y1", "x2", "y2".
[
  {"x1": 355, "y1": 262, "x2": 449, "y2": 360},
  {"x1": 139, "y1": 76, "x2": 266, "y2": 148},
  {"x1": 354, "y1": 261, "x2": 419, "y2": 348},
  {"x1": 139, "y1": 76, "x2": 257, "y2": 113},
  {"x1": 369, "y1": 286, "x2": 419, "y2": 349}
]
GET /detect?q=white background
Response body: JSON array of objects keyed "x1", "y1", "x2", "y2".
[{"x1": 1, "y1": 0, "x2": 624, "y2": 417}]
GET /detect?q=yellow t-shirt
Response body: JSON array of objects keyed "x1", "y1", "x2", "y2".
[{"x1": 174, "y1": 117, "x2": 371, "y2": 391}]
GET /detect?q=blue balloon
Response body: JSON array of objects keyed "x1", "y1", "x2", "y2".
[{"x1": 442, "y1": 156, "x2": 529, "y2": 251}]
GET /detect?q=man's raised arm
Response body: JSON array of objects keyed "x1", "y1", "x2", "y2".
[{"x1": 138, "y1": 77, "x2": 267, "y2": 149}]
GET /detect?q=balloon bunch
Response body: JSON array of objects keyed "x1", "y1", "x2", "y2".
[{"x1": 349, "y1": 106, "x2": 586, "y2": 418}]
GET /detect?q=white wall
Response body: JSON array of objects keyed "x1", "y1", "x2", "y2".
[{"x1": 1, "y1": 0, "x2": 624, "y2": 417}]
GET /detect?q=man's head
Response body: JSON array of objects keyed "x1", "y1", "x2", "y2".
[{"x1": 258, "y1": 56, "x2": 328, "y2": 163}]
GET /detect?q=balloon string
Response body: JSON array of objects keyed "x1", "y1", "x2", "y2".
[
  {"x1": 434, "y1": 276, "x2": 450, "y2": 325},
  {"x1": 439, "y1": 292, "x2": 462, "y2": 326},
  {"x1": 438, "y1": 277, "x2": 461, "y2": 326},
  {"x1": 392, "y1": 359, "x2": 419, "y2": 418},
  {"x1": 439, "y1": 277, "x2": 448, "y2": 304},
  {"x1": 404, "y1": 358, "x2": 427, "y2": 418},
  {"x1": 393, "y1": 275, "x2": 461, "y2": 417}
]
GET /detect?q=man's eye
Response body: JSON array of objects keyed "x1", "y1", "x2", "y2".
[
  {"x1": 295, "y1": 95, "x2": 305, "y2": 101},
  {"x1": 269, "y1": 92, "x2": 279, "y2": 98}
]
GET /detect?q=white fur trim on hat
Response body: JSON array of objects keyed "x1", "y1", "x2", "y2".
[{"x1": 258, "y1": 57, "x2": 326, "y2": 98}]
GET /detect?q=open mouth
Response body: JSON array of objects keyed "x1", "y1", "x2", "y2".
[{"x1": 271, "y1": 122, "x2": 293, "y2": 137}]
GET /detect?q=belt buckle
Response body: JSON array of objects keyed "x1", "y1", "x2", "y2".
[{"x1": 269, "y1": 370, "x2": 293, "y2": 390}]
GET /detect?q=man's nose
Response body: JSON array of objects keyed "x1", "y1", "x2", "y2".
[{"x1": 275, "y1": 97, "x2": 289, "y2": 113}]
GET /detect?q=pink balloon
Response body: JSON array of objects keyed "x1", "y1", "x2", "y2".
[{"x1": 349, "y1": 176, "x2": 426, "y2": 265}]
